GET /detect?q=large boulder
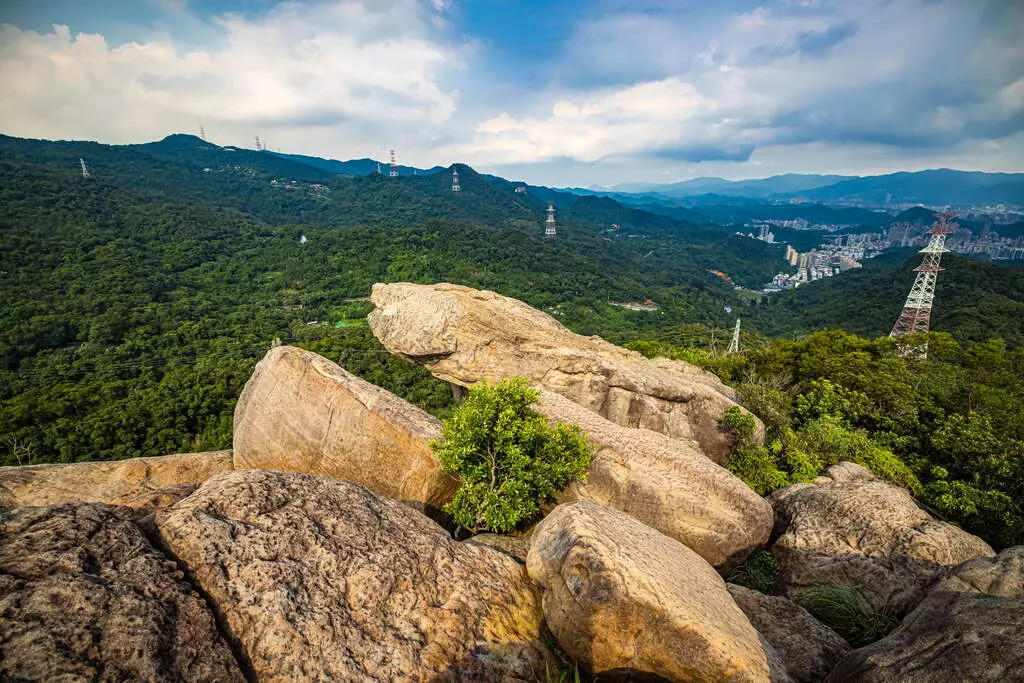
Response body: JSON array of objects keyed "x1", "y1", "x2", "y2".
[
  {"x1": 527, "y1": 500, "x2": 772, "y2": 681},
  {"x1": 368, "y1": 282, "x2": 758, "y2": 463},
  {"x1": 0, "y1": 503, "x2": 244, "y2": 682},
  {"x1": 827, "y1": 546, "x2": 1024, "y2": 682},
  {"x1": 728, "y1": 584, "x2": 851, "y2": 683},
  {"x1": 538, "y1": 390, "x2": 772, "y2": 566},
  {"x1": 155, "y1": 469, "x2": 553, "y2": 681},
  {"x1": 232, "y1": 345, "x2": 456, "y2": 514},
  {"x1": 770, "y1": 466, "x2": 995, "y2": 615},
  {"x1": 0, "y1": 450, "x2": 232, "y2": 513}
]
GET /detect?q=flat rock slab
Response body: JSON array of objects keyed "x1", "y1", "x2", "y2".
[
  {"x1": 827, "y1": 546, "x2": 1024, "y2": 682},
  {"x1": 728, "y1": 584, "x2": 850, "y2": 683},
  {"x1": 527, "y1": 500, "x2": 772, "y2": 682},
  {"x1": 233, "y1": 345, "x2": 456, "y2": 513},
  {"x1": 0, "y1": 502, "x2": 244, "y2": 682},
  {"x1": 156, "y1": 469, "x2": 553, "y2": 682},
  {"x1": 770, "y1": 473, "x2": 994, "y2": 615},
  {"x1": 539, "y1": 390, "x2": 772, "y2": 567},
  {"x1": 0, "y1": 450, "x2": 232, "y2": 513},
  {"x1": 369, "y1": 282, "x2": 759, "y2": 463}
]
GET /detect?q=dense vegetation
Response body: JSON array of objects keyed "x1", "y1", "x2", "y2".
[{"x1": 433, "y1": 377, "x2": 592, "y2": 533}]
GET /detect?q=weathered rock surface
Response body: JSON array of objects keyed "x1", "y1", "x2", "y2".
[
  {"x1": 0, "y1": 450, "x2": 232, "y2": 513},
  {"x1": 538, "y1": 390, "x2": 772, "y2": 566},
  {"x1": 771, "y1": 473, "x2": 995, "y2": 615},
  {"x1": 728, "y1": 584, "x2": 851, "y2": 683},
  {"x1": 827, "y1": 546, "x2": 1024, "y2": 682},
  {"x1": 465, "y1": 533, "x2": 530, "y2": 564},
  {"x1": 527, "y1": 500, "x2": 772, "y2": 681},
  {"x1": 232, "y1": 345, "x2": 456, "y2": 513},
  {"x1": 156, "y1": 469, "x2": 553, "y2": 682},
  {"x1": 0, "y1": 503, "x2": 244, "y2": 682},
  {"x1": 812, "y1": 461, "x2": 876, "y2": 485},
  {"x1": 369, "y1": 282, "x2": 758, "y2": 462}
]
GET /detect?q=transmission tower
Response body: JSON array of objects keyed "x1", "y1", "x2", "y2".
[
  {"x1": 199, "y1": 125, "x2": 206, "y2": 141},
  {"x1": 545, "y1": 203, "x2": 557, "y2": 239},
  {"x1": 389, "y1": 150, "x2": 399, "y2": 177},
  {"x1": 451, "y1": 167, "x2": 460, "y2": 193},
  {"x1": 255, "y1": 136, "x2": 262, "y2": 151},
  {"x1": 727, "y1": 318, "x2": 741, "y2": 354},
  {"x1": 889, "y1": 212, "x2": 957, "y2": 350},
  {"x1": 79, "y1": 158, "x2": 90, "y2": 179}
]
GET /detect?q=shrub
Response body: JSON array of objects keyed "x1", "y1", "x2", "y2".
[
  {"x1": 792, "y1": 584, "x2": 899, "y2": 647},
  {"x1": 725, "y1": 549, "x2": 777, "y2": 594},
  {"x1": 432, "y1": 377, "x2": 592, "y2": 533}
]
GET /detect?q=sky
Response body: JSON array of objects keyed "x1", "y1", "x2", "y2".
[{"x1": 0, "y1": 0, "x2": 1022, "y2": 187}]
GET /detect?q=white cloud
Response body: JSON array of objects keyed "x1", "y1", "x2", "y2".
[{"x1": 0, "y1": 0, "x2": 463, "y2": 159}]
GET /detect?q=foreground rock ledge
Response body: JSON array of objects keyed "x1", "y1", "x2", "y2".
[
  {"x1": 826, "y1": 545, "x2": 1024, "y2": 682},
  {"x1": 0, "y1": 450, "x2": 232, "y2": 513},
  {"x1": 771, "y1": 463, "x2": 995, "y2": 615},
  {"x1": 232, "y1": 345, "x2": 456, "y2": 513},
  {"x1": 539, "y1": 390, "x2": 772, "y2": 567},
  {"x1": 527, "y1": 500, "x2": 772, "y2": 681},
  {"x1": 156, "y1": 470, "x2": 553, "y2": 682},
  {"x1": 0, "y1": 503, "x2": 244, "y2": 682},
  {"x1": 369, "y1": 282, "x2": 759, "y2": 463}
]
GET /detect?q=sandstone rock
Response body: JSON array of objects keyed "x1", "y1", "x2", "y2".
[
  {"x1": 827, "y1": 546, "x2": 1024, "y2": 682},
  {"x1": 728, "y1": 584, "x2": 851, "y2": 683},
  {"x1": 465, "y1": 533, "x2": 530, "y2": 563},
  {"x1": 538, "y1": 390, "x2": 772, "y2": 566},
  {"x1": 0, "y1": 450, "x2": 232, "y2": 512},
  {"x1": 527, "y1": 500, "x2": 772, "y2": 681},
  {"x1": 0, "y1": 503, "x2": 244, "y2": 682},
  {"x1": 771, "y1": 475, "x2": 995, "y2": 616},
  {"x1": 232, "y1": 345, "x2": 456, "y2": 513},
  {"x1": 812, "y1": 461, "x2": 875, "y2": 485},
  {"x1": 368, "y1": 282, "x2": 758, "y2": 462},
  {"x1": 156, "y1": 469, "x2": 553, "y2": 682}
]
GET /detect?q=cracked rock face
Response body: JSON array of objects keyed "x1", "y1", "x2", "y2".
[
  {"x1": 538, "y1": 390, "x2": 772, "y2": 567},
  {"x1": 232, "y1": 345, "x2": 456, "y2": 514},
  {"x1": 369, "y1": 282, "x2": 758, "y2": 463},
  {"x1": 155, "y1": 469, "x2": 553, "y2": 682},
  {"x1": 527, "y1": 500, "x2": 772, "y2": 682},
  {"x1": 728, "y1": 584, "x2": 850, "y2": 683},
  {"x1": 770, "y1": 474, "x2": 995, "y2": 616},
  {"x1": 827, "y1": 546, "x2": 1024, "y2": 682},
  {"x1": 0, "y1": 450, "x2": 232, "y2": 513},
  {"x1": 0, "y1": 503, "x2": 244, "y2": 682}
]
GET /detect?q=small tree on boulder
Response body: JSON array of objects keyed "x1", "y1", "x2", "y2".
[{"x1": 433, "y1": 377, "x2": 592, "y2": 533}]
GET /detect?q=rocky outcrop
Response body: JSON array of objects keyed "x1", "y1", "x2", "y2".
[
  {"x1": 538, "y1": 390, "x2": 772, "y2": 566},
  {"x1": 368, "y1": 282, "x2": 758, "y2": 462},
  {"x1": 0, "y1": 503, "x2": 244, "y2": 682},
  {"x1": 156, "y1": 469, "x2": 553, "y2": 681},
  {"x1": 770, "y1": 469, "x2": 995, "y2": 615},
  {"x1": 827, "y1": 546, "x2": 1024, "y2": 682},
  {"x1": 527, "y1": 500, "x2": 772, "y2": 681},
  {"x1": 232, "y1": 345, "x2": 456, "y2": 513},
  {"x1": 728, "y1": 584, "x2": 851, "y2": 683},
  {"x1": 0, "y1": 450, "x2": 232, "y2": 513}
]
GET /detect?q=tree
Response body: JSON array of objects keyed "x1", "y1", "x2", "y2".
[{"x1": 432, "y1": 377, "x2": 592, "y2": 533}]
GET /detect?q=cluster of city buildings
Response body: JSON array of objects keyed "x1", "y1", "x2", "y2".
[{"x1": 888, "y1": 221, "x2": 1024, "y2": 260}]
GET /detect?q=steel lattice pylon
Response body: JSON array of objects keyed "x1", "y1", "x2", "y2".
[{"x1": 890, "y1": 212, "x2": 957, "y2": 341}]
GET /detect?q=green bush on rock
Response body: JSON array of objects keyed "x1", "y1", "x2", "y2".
[{"x1": 432, "y1": 377, "x2": 592, "y2": 533}]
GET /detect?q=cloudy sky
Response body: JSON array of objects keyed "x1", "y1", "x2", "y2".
[{"x1": 1, "y1": 0, "x2": 1022, "y2": 187}]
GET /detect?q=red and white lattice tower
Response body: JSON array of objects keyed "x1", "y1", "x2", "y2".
[
  {"x1": 545, "y1": 203, "x2": 557, "y2": 239},
  {"x1": 889, "y1": 211, "x2": 957, "y2": 340},
  {"x1": 389, "y1": 150, "x2": 399, "y2": 177}
]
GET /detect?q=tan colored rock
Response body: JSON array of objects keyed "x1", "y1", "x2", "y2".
[
  {"x1": 527, "y1": 500, "x2": 772, "y2": 681},
  {"x1": 156, "y1": 469, "x2": 553, "y2": 682},
  {"x1": 0, "y1": 450, "x2": 232, "y2": 511},
  {"x1": 728, "y1": 584, "x2": 851, "y2": 683},
  {"x1": 0, "y1": 503, "x2": 244, "y2": 682},
  {"x1": 465, "y1": 533, "x2": 530, "y2": 564},
  {"x1": 368, "y1": 282, "x2": 758, "y2": 463},
  {"x1": 232, "y1": 345, "x2": 456, "y2": 513},
  {"x1": 827, "y1": 546, "x2": 1024, "y2": 682},
  {"x1": 538, "y1": 390, "x2": 771, "y2": 566},
  {"x1": 771, "y1": 475, "x2": 995, "y2": 616}
]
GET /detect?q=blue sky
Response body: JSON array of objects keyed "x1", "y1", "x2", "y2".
[{"x1": 1, "y1": 0, "x2": 1022, "y2": 187}]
